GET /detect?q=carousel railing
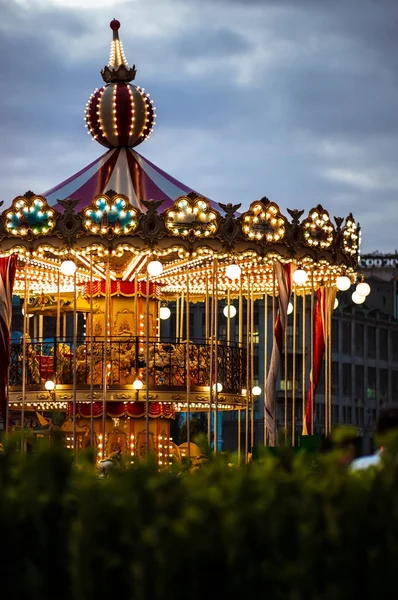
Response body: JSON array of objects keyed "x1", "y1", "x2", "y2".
[{"x1": 9, "y1": 337, "x2": 247, "y2": 395}]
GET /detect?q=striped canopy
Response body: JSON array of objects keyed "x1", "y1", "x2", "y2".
[{"x1": 42, "y1": 148, "x2": 210, "y2": 213}]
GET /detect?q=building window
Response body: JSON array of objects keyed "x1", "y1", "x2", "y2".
[
  {"x1": 392, "y1": 371, "x2": 398, "y2": 397},
  {"x1": 342, "y1": 321, "x2": 351, "y2": 354},
  {"x1": 355, "y1": 365, "x2": 364, "y2": 400},
  {"x1": 332, "y1": 361, "x2": 339, "y2": 396},
  {"x1": 355, "y1": 323, "x2": 364, "y2": 357},
  {"x1": 342, "y1": 364, "x2": 351, "y2": 397},
  {"x1": 367, "y1": 367, "x2": 376, "y2": 399},
  {"x1": 392, "y1": 331, "x2": 398, "y2": 362},
  {"x1": 380, "y1": 368, "x2": 388, "y2": 404},
  {"x1": 367, "y1": 326, "x2": 376, "y2": 358},
  {"x1": 332, "y1": 318, "x2": 339, "y2": 353},
  {"x1": 379, "y1": 329, "x2": 388, "y2": 361}
]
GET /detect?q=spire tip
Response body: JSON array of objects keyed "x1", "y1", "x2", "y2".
[{"x1": 110, "y1": 19, "x2": 120, "y2": 31}]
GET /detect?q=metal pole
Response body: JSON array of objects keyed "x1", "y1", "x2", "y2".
[
  {"x1": 101, "y1": 262, "x2": 110, "y2": 458},
  {"x1": 250, "y1": 283, "x2": 255, "y2": 451},
  {"x1": 214, "y1": 259, "x2": 219, "y2": 453},
  {"x1": 264, "y1": 292, "x2": 268, "y2": 445},
  {"x1": 245, "y1": 293, "x2": 250, "y2": 462},
  {"x1": 292, "y1": 285, "x2": 297, "y2": 446},
  {"x1": 72, "y1": 269, "x2": 78, "y2": 456},
  {"x1": 186, "y1": 270, "x2": 191, "y2": 464},
  {"x1": 227, "y1": 286, "x2": 231, "y2": 344},
  {"x1": 145, "y1": 271, "x2": 150, "y2": 454},
  {"x1": 89, "y1": 255, "x2": 94, "y2": 448},
  {"x1": 208, "y1": 265, "x2": 215, "y2": 450},
  {"x1": 21, "y1": 263, "x2": 28, "y2": 451}
]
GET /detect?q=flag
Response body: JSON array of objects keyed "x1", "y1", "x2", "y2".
[
  {"x1": 265, "y1": 262, "x2": 295, "y2": 445},
  {"x1": 0, "y1": 255, "x2": 18, "y2": 427},
  {"x1": 303, "y1": 286, "x2": 336, "y2": 435}
]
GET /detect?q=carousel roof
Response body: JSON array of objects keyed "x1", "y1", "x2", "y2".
[{"x1": 42, "y1": 147, "x2": 206, "y2": 214}]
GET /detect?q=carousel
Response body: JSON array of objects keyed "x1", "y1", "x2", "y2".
[{"x1": 0, "y1": 20, "x2": 364, "y2": 463}]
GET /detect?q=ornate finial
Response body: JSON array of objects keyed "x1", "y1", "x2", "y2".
[{"x1": 101, "y1": 20, "x2": 137, "y2": 84}]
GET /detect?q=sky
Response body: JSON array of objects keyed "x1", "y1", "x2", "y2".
[{"x1": 1, "y1": 0, "x2": 398, "y2": 252}]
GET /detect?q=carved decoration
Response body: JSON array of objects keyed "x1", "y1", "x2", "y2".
[
  {"x1": 302, "y1": 205, "x2": 334, "y2": 249},
  {"x1": 241, "y1": 199, "x2": 287, "y2": 243},
  {"x1": 4, "y1": 194, "x2": 56, "y2": 240},
  {"x1": 218, "y1": 202, "x2": 242, "y2": 247},
  {"x1": 83, "y1": 193, "x2": 138, "y2": 239},
  {"x1": 139, "y1": 199, "x2": 166, "y2": 245},
  {"x1": 341, "y1": 213, "x2": 360, "y2": 257},
  {"x1": 56, "y1": 198, "x2": 83, "y2": 244},
  {"x1": 165, "y1": 196, "x2": 219, "y2": 241}
]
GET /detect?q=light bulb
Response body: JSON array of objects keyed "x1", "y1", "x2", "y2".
[
  {"x1": 159, "y1": 306, "x2": 171, "y2": 320},
  {"x1": 223, "y1": 305, "x2": 237, "y2": 318},
  {"x1": 226, "y1": 264, "x2": 241, "y2": 280},
  {"x1": 336, "y1": 276, "x2": 351, "y2": 291},
  {"x1": 133, "y1": 379, "x2": 143, "y2": 390},
  {"x1": 352, "y1": 291, "x2": 365, "y2": 305},
  {"x1": 60, "y1": 260, "x2": 77, "y2": 276},
  {"x1": 147, "y1": 260, "x2": 163, "y2": 277},
  {"x1": 334, "y1": 298, "x2": 339, "y2": 310},
  {"x1": 292, "y1": 269, "x2": 308, "y2": 285},
  {"x1": 356, "y1": 282, "x2": 371, "y2": 297},
  {"x1": 252, "y1": 386, "x2": 261, "y2": 396},
  {"x1": 212, "y1": 383, "x2": 223, "y2": 393},
  {"x1": 45, "y1": 380, "x2": 55, "y2": 391},
  {"x1": 21, "y1": 308, "x2": 33, "y2": 318},
  {"x1": 287, "y1": 302, "x2": 293, "y2": 315}
]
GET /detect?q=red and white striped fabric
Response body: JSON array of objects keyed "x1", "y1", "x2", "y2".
[
  {"x1": 303, "y1": 286, "x2": 336, "y2": 435},
  {"x1": 0, "y1": 254, "x2": 18, "y2": 427},
  {"x1": 41, "y1": 148, "x2": 211, "y2": 214},
  {"x1": 265, "y1": 262, "x2": 295, "y2": 446}
]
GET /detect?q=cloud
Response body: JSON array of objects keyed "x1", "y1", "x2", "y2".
[{"x1": 0, "y1": 0, "x2": 398, "y2": 252}]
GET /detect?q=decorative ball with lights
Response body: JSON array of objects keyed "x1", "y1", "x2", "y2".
[{"x1": 85, "y1": 20, "x2": 156, "y2": 149}]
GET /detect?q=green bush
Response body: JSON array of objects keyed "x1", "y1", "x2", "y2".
[{"x1": 1, "y1": 437, "x2": 397, "y2": 600}]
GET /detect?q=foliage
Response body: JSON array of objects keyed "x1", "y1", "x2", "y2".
[{"x1": 1, "y1": 435, "x2": 398, "y2": 600}]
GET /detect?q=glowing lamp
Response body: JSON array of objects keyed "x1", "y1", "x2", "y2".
[
  {"x1": 147, "y1": 260, "x2": 163, "y2": 277},
  {"x1": 159, "y1": 306, "x2": 171, "y2": 320},
  {"x1": 226, "y1": 264, "x2": 241, "y2": 280},
  {"x1": 223, "y1": 304, "x2": 237, "y2": 318},
  {"x1": 287, "y1": 302, "x2": 293, "y2": 315},
  {"x1": 352, "y1": 291, "x2": 365, "y2": 305},
  {"x1": 21, "y1": 308, "x2": 33, "y2": 318},
  {"x1": 356, "y1": 282, "x2": 371, "y2": 297},
  {"x1": 60, "y1": 260, "x2": 77, "y2": 276},
  {"x1": 212, "y1": 383, "x2": 223, "y2": 393},
  {"x1": 292, "y1": 269, "x2": 308, "y2": 285},
  {"x1": 252, "y1": 386, "x2": 261, "y2": 396},
  {"x1": 334, "y1": 298, "x2": 339, "y2": 310},
  {"x1": 336, "y1": 276, "x2": 351, "y2": 291},
  {"x1": 133, "y1": 379, "x2": 143, "y2": 390},
  {"x1": 45, "y1": 380, "x2": 55, "y2": 391}
]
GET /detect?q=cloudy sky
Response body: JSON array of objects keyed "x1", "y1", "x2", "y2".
[{"x1": 1, "y1": 0, "x2": 398, "y2": 252}]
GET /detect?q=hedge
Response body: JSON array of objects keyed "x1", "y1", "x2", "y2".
[{"x1": 1, "y1": 435, "x2": 397, "y2": 600}]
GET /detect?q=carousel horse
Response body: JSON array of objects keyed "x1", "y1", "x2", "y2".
[{"x1": 97, "y1": 449, "x2": 124, "y2": 478}]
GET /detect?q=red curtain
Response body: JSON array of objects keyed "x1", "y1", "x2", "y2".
[{"x1": 71, "y1": 401, "x2": 174, "y2": 419}]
